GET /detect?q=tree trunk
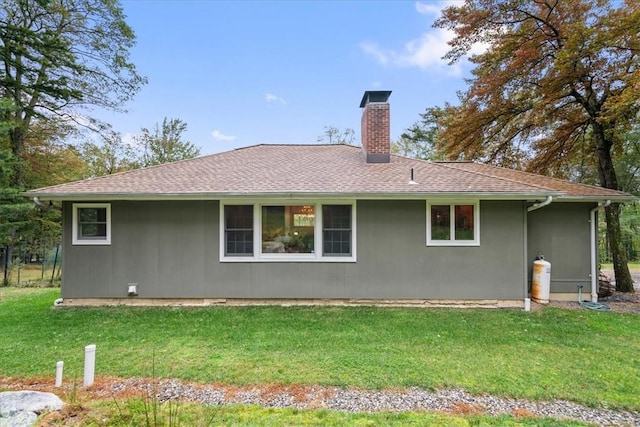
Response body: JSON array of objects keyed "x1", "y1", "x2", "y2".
[
  {"x1": 604, "y1": 204, "x2": 634, "y2": 292},
  {"x1": 592, "y1": 122, "x2": 635, "y2": 292},
  {"x1": 8, "y1": 124, "x2": 26, "y2": 187}
]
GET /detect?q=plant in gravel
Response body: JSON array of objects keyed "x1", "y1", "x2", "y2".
[{"x1": 106, "y1": 352, "x2": 221, "y2": 427}]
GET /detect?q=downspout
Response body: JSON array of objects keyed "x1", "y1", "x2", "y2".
[
  {"x1": 33, "y1": 197, "x2": 46, "y2": 208},
  {"x1": 524, "y1": 196, "x2": 553, "y2": 310},
  {"x1": 527, "y1": 195, "x2": 553, "y2": 212},
  {"x1": 590, "y1": 200, "x2": 611, "y2": 303}
]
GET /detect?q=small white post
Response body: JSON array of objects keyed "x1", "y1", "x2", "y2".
[
  {"x1": 83, "y1": 344, "x2": 96, "y2": 387},
  {"x1": 55, "y1": 361, "x2": 64, "y2": 387},
  {"x1": 524, "y1": 298, "x2": 531, "y2": 312}
]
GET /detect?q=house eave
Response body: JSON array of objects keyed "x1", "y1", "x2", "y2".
[
  {"x1": 554, "y1": 195, "x2": 637, "y2": 203},
  {"x1": 24, "y1": 190, "x2": 571, "y2": 202}
]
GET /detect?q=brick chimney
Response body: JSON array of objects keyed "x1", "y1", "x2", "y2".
[{"x1": 360, "y1": 90, "x2": 392, "y2": 163}]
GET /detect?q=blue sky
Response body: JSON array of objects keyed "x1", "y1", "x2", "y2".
[{"x1": 101, "y1": 0, "x2": 476, "y2": 155}]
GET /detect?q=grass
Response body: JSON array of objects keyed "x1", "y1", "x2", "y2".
[
  {"x1": 2, "y1": 264, "x2": 61, "y2": 287},
  {"x1": 1, "y1": 288, "x2": 639, "y2": 411},
  {"x1": 59, "y1": 401, "x2": 588, "y2": 426},
  {"x1": 601, "y1": 262, "x2": 640, "y2": 271}
]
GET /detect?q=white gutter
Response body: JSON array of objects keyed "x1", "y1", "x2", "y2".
[
  {"x1": 33, "y1": 197, "x2": 46, "y2": 208},
  {"x1": 527, "y1": 195, "x2": 553, "y2": 212},
  {"x1": 590, "y1": 200, "x2": 611, "y2": 302}
]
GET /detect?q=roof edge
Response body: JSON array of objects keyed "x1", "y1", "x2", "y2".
[{"x1": 24, "y1": 190, "x2": 573, "y2": 202}]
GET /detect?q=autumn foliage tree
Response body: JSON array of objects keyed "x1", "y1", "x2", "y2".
[{"x1": 434, "y1": 0, "x2": 639, "y2": 292}]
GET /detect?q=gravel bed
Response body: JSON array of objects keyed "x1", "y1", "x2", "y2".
[{"x1": 107, "y1": 378, "x2": 640, "y2": 426}]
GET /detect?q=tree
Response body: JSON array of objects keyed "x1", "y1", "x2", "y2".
[
  {"x1": 0, "y1": 0, "x2": 146, "y2": 187},
  {"x1": 80, "y1": 132, "x2": 135, "y2": 177},
  {"x1": 133, "y1": 117, "x2": 200, "y2": 167},
  {"x1": 434, "y1": 0, "x2": 639, "y2": 292},
  {"x1": 392, "y1": 107, "x2": 444, "y2": 160},
  {"x1": 0, "y1": 147, "x2": 32, "y2": 285},
  {"x1": 317, "y1": 126, "x2": 356, "y2": 145}
]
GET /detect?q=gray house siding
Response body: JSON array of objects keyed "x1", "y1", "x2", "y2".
[
  {"x1": 62, "y1": 199, "x2": 528, "y2": 300},
  {"x1": 527, "y1": 202, "x2": 595, "y2": 293}
]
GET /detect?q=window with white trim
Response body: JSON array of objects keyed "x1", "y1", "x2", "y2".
[
  {"x1": 220, "y1": 202, "x2": 356, "y2": 262},
  {"x1": 224, "y1": 205, "x2": 253, "y2": 256},
  {"x1": 72, "y1": 203, "x2": 111, "y2": 245},
  {"x1": 426, "y1": 201, "x2": 479, "y2": 246},
  {"x1": 322, "y1": 204, "x2": 352, "y2": 256}
]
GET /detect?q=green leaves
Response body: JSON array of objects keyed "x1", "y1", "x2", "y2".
[
  {"x1": 1, "y1": 0, "x2": 147, "y2": 187},
  {"x1": 134, "y1": 117, "x2": 200, "y2": 167}
]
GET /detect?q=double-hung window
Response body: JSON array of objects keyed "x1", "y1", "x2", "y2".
[
  {"x1": 426, "y1": 201, "x2": 479, "y2": 246},
  {"x1": 322, "y1": 204, "x2": 352, "y2": 256},
  {"x1": 221, "y1": 202, "x2": 356, "y2": 261},
  {"x1": 224, "y1": 205, "x2": 253, "y2": 256},
  {"x1": 72, "y1": 203, "x2": 111, "y2": 245}
]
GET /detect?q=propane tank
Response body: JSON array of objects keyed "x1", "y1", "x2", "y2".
[{"x1": 531, "y1": 256, "x2": 551, "y2": 304}]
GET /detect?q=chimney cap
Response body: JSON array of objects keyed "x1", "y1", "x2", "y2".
[{"x1": 359, "y1": 90, "x2": 392, "y2": 108}]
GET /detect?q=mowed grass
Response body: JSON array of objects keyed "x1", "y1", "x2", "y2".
[
  {"x1": 1, "y1": 288, "x2": 639, "y2": 412},
  {"x1": 78, "y1": 401, "x2": 588, "y2": 426}
]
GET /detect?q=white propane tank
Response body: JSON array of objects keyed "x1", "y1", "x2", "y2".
[{"x1": 531, "y1": 257, "x2": 551, "y2": 304}]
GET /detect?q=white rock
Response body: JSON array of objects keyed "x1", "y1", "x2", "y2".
[
  {"x1": 0, "y1": 391, "x2": 64, "y2": 426},
  {"x1": 0, "y1": 411, "x2": 38, "y2": 427}
]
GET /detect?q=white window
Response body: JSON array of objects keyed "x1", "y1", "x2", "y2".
[
  {"x1": 220, "y1": 201, "x2": 356, "y2": 262},
  {"x1": 72, "y1": 203, "x2": 111, "y2": 245},
  {"x1": 426, "y1": 201, "x2": 479, "y2": 246}
]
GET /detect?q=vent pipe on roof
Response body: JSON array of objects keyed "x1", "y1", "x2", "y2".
[
  {"x1": 360, "y1": 90, "x2": 392, "y2": 163},
  {"x1": 409, "y1": 168, "x2": 417, "y2": 184}
]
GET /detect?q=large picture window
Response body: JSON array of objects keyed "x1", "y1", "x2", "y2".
[
  {"x1": 72, "y1": 203, "x2": 111, "y2": 245},
  {"x1": 262, "y1": 205, "x2": 315, "y2": 253},
  {"x1": 221, "y1": 202, "x2": 356, "y2": 262},
  {"x1": 426, "y1": 201, "x2": 479, "y2": 246}
]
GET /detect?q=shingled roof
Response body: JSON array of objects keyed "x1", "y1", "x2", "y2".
[{"x1": 25, "y1": 144, "x2": 633, "y2": 201}]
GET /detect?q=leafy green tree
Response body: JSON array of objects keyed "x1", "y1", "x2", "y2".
[
  {"x1": 434, "y1": 0, "x2": 639, "y2": 291},
  {"x1": 317, "y1": 126, "x2": 356, "y2": 145},
  {"x1": 0, "y1": 0, "x2": 146, "y2": 187},
  {"x1": 0, "y1": 148, "x2": 32, "y2": 285},
  {"x1": 80, "y1": 132, "x2": 136, "y2": 177},
  {"x1": 392, "y1": 107, "x2": 444, "y2": 160},
  {"x1": 134, "y1": 117, "x2": 200, "y2": 167}
]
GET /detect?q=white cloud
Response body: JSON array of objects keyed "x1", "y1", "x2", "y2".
[
  {"x1": 265, "y1": 93, "x2": 287, "y2": 105},
  {"x1": 360, "y1": 1, "x2": 486, "y2": 75},
  {"x1": 211, "y1": 129, "x2": 236, "y2": 141},
  {"x1": 415, "y1": 1, "x2": 445, "y2": 16}
]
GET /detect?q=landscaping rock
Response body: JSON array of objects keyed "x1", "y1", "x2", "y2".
[
  {"x1": 0, "y1": 391, "x2": 64, "y2": 427},
  {"x1": 0, "y1": 411, "x2": 38, "y2": 427}
]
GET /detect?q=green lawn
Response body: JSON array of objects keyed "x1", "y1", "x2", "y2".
[
  {"x1": 1, "y1": 287, "x2": 639, "y2": 416},
  {"x1": 601, "y1": 262, "x2": 640, "y2": 271},
  {"x1": 81, "y1": 401, "x2": 588, "y2": 426}
]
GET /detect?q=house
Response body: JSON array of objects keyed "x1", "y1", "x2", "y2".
[{"x1": 25, "y1": 91, "x2": 634, "y2": 308}]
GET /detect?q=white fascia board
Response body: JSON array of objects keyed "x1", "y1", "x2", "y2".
[
  {"x1": 553, "y1": 195, "x2": 637, "y2": 203},
  {"x1": 26, "y1": 191, "x2": 565, "y2": 202}
]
